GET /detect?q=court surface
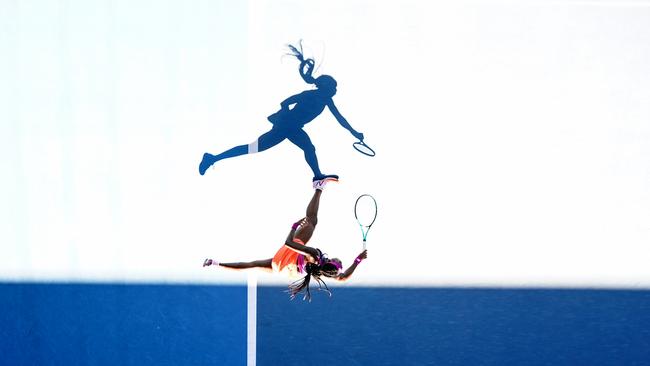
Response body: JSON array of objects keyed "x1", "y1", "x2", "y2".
[{"x1": 2, "y1": 282, "x2": 650, "y2": 365}]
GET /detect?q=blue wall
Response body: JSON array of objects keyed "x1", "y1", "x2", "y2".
[
  {"x1": 259, "y1": 287, "x2": 650, "y2": 366},
  {"x1": 2, "y1": 283, "x2": 650, "y2": 365},
  {"x1": 0, "y1": 283, "x2": 247, "y2": 366}
]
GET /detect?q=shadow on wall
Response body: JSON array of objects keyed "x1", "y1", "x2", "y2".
[{"x1": 198, "y1": 41, "x2": 366, "y2": 181}]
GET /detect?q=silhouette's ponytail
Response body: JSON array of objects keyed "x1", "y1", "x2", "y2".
[{"x1": 287, "y1": 41, "x2": 316, "y2": 85}]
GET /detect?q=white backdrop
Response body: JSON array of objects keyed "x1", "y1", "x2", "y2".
[{"x1": 1, "y1": 0, "x2": 649, "y2": 287}]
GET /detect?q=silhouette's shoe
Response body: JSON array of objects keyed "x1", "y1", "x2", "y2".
[
  {"x1": 199, "y1": 153, "x2": 217, "y2": 175},
  {"x1": 312, "y1": 174, "x2": 339, "y2": 182},
  {"x1": 313, "y1": 177, "x2": 339, "y2": 190}
]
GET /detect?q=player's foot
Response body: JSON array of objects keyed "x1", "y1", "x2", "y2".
[
  {"x1": 203, "y1": 258, "x2": 219, "y2": 267},
  {"x1": 199, "y1": 153, "x2": 217, "y2": 175},
  {"x1": 313, "y1": 177, "x2": 338, "y2": 190},
  {"x1": 312, "y1": 174, "x2": 339, "y2": 182}
]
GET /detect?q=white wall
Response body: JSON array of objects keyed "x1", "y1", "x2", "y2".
[{"x1": 2, "y1": 0, "x2": 649, "y2": 287}]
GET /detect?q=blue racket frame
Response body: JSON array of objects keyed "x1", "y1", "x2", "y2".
[{"x1": 353, "y1": 140, "x2": 376, "y2": 157}]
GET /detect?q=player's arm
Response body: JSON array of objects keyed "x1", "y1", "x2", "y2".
[
  {"x1": 284, "y1": 238, "x2": 320, "y2": 262},
  {"x1": 284, "y1": 224, "x2": 299, "y2": 244},
  {"x1": 338, "y1": 250, "x2": 367, "y2": 281},
  {"x1": 327, "y1": 100, "x2": 364, "y2": 140},
  {"x1": 284, "y1": 219, "x2": 320, "y2": 262}
]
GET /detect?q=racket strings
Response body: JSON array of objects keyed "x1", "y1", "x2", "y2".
[
  {"x1": 355, "y1": 195, "x2": 377, "y2": 249},
  {"x1": 353, "y1": 142, "x2": 376, "y2": 157},
  {"x1": 355, "y1": 198, "x2": 377, "y2": 227}
]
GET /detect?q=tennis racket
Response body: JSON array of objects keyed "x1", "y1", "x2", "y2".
[
  {"x1": 354, "y1": 194, "x2": 378, "y2": 250},
  {"x1": 353, "y1": 140, "x2": 376, "y2": 157}
]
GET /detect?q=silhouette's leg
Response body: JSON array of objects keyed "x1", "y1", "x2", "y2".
[
  {"x1": 287, "y1": 129, "x2": 335, "y2": 180},
  {"x1": 214, "y1": 145, "x2": 248, "y2": 161},
  {"x1": 199, "y1": 128, "x2": 287, "y2": 175},
  {"x1": 257, "y1": 129, "x2": 288, "y2": 152}
]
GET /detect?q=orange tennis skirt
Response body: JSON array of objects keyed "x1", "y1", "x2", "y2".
[{"x1": 272, "y1": 238, "x2": 306, "y2": 278}]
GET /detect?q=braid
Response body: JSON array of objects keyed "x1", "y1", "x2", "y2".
[
  {"x1": 286, "y1": 40, "x2": 316, "y2": 84},
  {"x1": 287, "y1": 268, "x2": 312, "y2": 301},
  {"x1": 287, "y1": 259, "x2": 339, "y2": 302}
]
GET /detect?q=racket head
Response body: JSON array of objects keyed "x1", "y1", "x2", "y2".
[
  {"x1": 353, "y1": 141, "x2": 376, "y2": 157},
  {"x1": 354, "y1": 194, "x2": 378, "y2": 228}
]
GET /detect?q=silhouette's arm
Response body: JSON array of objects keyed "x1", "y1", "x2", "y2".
[{"x1": 328, "y1": 100, "x2": 364, "y2": 140}]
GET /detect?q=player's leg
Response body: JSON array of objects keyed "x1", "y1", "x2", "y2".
[
  {"x1": 293, "y1": 189, "x2": 323, "y2": 243},
  {"x1": 204, "y1": 258, "x2": 273, "y2": 271}
]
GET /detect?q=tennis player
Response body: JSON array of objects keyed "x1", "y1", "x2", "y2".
[
  {"x1": 199, "y1": 41, "x2": 364, "y2": 181},
  {"x1": 203, "y1": 178, "x2": 367, "y2": 301}
]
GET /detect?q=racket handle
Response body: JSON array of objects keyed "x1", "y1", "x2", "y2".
[{"x1": 363, "y1": 240, "x2": 366, "y2": 251}]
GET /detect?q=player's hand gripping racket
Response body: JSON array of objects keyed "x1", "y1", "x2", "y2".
[
  {"x1": 353, "y1": 139, "x2": 376, "y2": 157},
  {"x1": 354, "y1": 194, "x2": 377, "y2": 250}
]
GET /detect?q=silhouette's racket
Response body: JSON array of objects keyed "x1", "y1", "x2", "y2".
[
  {"x1": 354, "y1": 194, "x2": 377, "y2": 250},
  {"x1": 353, "y1": 140, "x2": 376, "y2": 157}
]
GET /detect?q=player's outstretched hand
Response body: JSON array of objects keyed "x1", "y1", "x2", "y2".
[{"x1": 356, "y1": 250, "x2": 368, "y2": 261}]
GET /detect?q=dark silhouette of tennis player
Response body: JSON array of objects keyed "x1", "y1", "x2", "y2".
[{"x1": 199, "y1": 42, "x2": 364, "y2": 181}]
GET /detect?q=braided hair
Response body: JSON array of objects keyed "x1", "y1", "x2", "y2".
[
  {"x1": 286, "y1": 41, "x2": 337, "y2": 92},
  {"x1": 286, "y1": 40, "x2": 316, "y2": 84},
  {"x1": 287, "y1": 251, "x2": 341, "y2": 301}
]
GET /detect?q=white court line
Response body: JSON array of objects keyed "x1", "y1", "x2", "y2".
[{"x1": 247, "y1": 273, "x2": 257, "y2": 366}]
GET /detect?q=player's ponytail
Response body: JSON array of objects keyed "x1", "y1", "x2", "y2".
[
  {"x1": 287, "y1": 41, "x2": 316, "y2": 85},
  {"x1": 287, "y1": 257, "x2": 340, "y2": 301}
]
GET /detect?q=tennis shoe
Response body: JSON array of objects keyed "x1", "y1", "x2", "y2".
[
  {"x1": 203, "y1": 258, "x2": 219, "y2": 267},
  {"x1": 313, "y1": 177, "x2": 338, "y2": 190},
  {"x1": 312, "y1": 174, "x2": 339, "y2": 181},
  {"x1": 199, "y1": 153, "x2": 217, "y2": 175}
]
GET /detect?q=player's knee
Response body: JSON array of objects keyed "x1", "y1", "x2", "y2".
[
  {"x1": 247, "y1": 140, "x2": 259, "y2": 154},
  {"x1": 306, "y1": 216, "x2": 318, "y2": 227}
]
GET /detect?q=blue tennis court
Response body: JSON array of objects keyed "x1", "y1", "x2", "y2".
[{"x1": 2, "y1": 282, "x2": 650, "y2": 365}]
